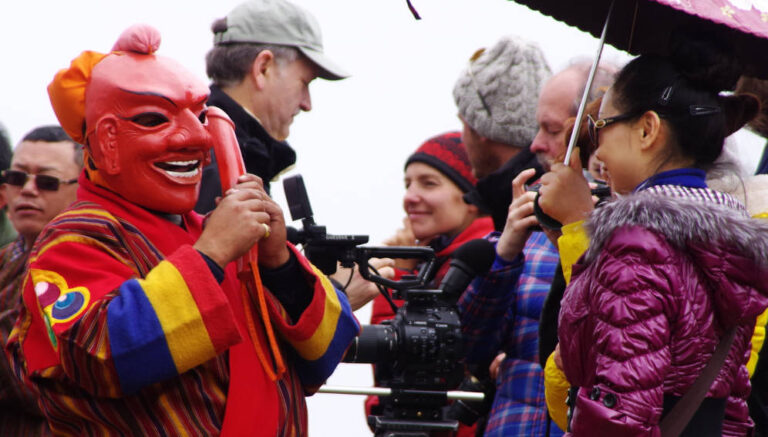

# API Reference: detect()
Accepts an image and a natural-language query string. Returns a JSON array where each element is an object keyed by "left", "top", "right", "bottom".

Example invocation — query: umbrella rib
[
  {"left": 628, "top": 0, "right": 639, "bottom": 53},
  {"left": 564, "top": 0, "right": 615, "bottom": 166}
]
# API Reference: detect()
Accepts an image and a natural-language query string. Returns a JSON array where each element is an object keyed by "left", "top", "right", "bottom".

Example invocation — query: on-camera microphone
[{"left": 438, "top": 239, "right": 496, "bottom": 298}]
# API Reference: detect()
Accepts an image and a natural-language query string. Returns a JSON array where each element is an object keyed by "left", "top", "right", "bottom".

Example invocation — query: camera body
[
  {"left": 347, "top": 286, "right": 465, "bottom": 425},
  {"left": 283, "top": 174, "right": 493, "bottom": 436},
  {"left": 346, "top": 287, "right": 464, "bottom": 388}
]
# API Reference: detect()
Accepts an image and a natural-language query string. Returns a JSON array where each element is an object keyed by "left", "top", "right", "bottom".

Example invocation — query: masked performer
[{"left": 5, "top": 25, "right": 358, "bottom": 437}]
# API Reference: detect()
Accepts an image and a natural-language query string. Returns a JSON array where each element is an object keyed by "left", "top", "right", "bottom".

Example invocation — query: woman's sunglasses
[
  {"left": 1, "top": 170, "right": 78, "bottom": 191},
  {"left": 587, "top": 112, "right": 639, "bottom": 147}
]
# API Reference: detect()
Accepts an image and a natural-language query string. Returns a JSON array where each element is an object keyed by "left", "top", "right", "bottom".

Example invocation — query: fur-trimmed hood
[
  {"left": 582, "top": 189, "right": 768, "bottom": 326},
  {"left": 584, "top": 190, "right": 768, "bottom": 266}
]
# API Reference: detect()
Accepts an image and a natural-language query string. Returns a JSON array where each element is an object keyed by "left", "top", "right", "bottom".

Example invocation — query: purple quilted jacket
[{"left": 559, "top": 187, "right": 768, "bottom": 437}]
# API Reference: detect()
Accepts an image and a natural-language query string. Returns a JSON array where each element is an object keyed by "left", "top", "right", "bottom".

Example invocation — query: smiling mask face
[{"left": 84, "top": 52, "right": 212, "bottom": 213}]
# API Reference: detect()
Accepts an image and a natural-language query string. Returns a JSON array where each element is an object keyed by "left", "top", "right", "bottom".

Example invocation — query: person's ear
[
  {"left": 92, "top": 118, "right": 121, "bottom": 175},
  {"left": 637, "top": 110, "right": 663, "bottom": 151},
  {"left": 250, "top": 50, "right": 275, "bottom": 90}
]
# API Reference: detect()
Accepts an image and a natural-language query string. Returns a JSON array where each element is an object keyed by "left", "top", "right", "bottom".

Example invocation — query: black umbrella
[
  {"left": 512, "top": 0, "right": 768, "bottom": 78},
  {"left": 511, "top": 0, "right": 768, "bottom": 163}
]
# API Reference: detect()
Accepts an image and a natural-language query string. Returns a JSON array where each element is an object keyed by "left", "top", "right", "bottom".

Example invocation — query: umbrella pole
[{"left": 563, "top": 0, "right": 615, "bottom": 165}]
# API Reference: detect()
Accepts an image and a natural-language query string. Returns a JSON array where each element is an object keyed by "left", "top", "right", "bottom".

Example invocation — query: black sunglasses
[
  {"left": 2, "top": 170, "right": 78, "bottom": 191},
  {"left": 587, "top": 112, "right": 639, "bottom": 147}
]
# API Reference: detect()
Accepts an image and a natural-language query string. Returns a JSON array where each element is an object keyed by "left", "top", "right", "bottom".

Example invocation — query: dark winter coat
[
  {"left": 195, "top": 85, "right": 296, "bottom": 213},
  {"left": 464, "top": 148, "right": 542, "bottom": 232}
]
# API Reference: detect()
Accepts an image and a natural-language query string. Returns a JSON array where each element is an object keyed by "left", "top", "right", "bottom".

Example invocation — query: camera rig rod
[{"left": 318, "top": 385, "right": 484, "bottom": 401}]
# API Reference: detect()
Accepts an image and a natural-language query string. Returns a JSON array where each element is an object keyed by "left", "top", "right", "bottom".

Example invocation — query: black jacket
[
  {"left": 195, "top": 85, "right": 297, "bottom": 213},
  {"left": 464, "top": 147, "right": 543, "bottom": 232}
]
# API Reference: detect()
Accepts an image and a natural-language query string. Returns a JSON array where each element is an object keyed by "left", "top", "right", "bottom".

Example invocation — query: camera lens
[{"left": 343, "top": 324, "right": 396, "bottom": 363}]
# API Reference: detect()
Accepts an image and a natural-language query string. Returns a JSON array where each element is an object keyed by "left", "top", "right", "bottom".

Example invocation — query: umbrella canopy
[{"left": 511, "top": 0, "right": 768, "bottom": 78}]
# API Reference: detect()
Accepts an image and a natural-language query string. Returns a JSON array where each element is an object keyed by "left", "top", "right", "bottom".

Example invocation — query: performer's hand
[
  {"left": 195, "top": 174, "right": 284, "bottom": 268},
  {"left": 254, "top": 179, "right": 291, "bottom": 269},
  {"left": 496, "top": 168, "right": 538, "bottom": 261},
  {"left": 538, "top": 148, "right": 595, "bottom": 226}
]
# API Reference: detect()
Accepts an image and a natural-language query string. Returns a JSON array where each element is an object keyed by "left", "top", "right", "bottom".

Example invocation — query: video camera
[{"left": 283, "top": 175, "right": 496, "bottom": 437}]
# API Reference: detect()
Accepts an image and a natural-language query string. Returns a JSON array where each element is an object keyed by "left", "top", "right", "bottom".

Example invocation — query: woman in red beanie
[{"left": 365, "top": 132, "right": 494, "bottom": 434}]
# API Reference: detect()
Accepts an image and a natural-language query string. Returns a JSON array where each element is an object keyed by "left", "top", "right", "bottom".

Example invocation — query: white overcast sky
[{"left": 1, "top": 0, "right": 763, "bottom": 435}]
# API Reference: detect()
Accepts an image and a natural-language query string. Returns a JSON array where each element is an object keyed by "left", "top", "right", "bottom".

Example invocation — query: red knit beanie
[{"left": 404, "top": 132, "right": 477, "bottom": 193}]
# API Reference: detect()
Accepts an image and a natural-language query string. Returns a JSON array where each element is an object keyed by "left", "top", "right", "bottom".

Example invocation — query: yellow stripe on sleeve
[
  {"left": 139, "top": 261, "right": 217, "bottom": 373},
  {"left": 285, "top": 264, "right": 342, "bottom": 361}
]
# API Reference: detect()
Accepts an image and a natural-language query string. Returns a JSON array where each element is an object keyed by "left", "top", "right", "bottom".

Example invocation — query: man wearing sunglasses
[
  {"left": 0, "top": 124, "right": 81, "bottom": 436},
  {"left": 2, "top": 127, "right": 82, "bottom": 251}
]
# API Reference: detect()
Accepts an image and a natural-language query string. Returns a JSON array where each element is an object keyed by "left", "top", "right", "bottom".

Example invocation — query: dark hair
[
  {"left": 21, "top": 125, "right": 84, "bottom": 168},
  {"left": 206, "top": 18, "right": 299, "bottom": 88},
  {"left": 22, "top": 125, "right": 72, "bottom": 143},
  {"left": 0, "top": 123, "right": 11, "bottom": 172},
  {"left": 611, "top": 33, "right": 759, "bottom": 167}
]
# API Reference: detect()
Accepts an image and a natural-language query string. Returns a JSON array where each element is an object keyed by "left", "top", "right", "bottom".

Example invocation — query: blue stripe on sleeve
[{"left": 107, "top": 279, "right": 177, "bottom": 394}]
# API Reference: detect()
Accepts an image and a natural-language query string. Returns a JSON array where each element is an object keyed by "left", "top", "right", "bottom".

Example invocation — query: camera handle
[{"left": 355, "top": 246, "right": 436, "bottom": 292}]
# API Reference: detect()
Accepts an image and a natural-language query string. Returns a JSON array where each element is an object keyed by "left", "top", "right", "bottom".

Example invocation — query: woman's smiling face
[
  {"left": 403, "top": 162, "right": 475, "bottom": 242},
  {"left": 594, "top": 89, "right": 647, "bottom": 195}
]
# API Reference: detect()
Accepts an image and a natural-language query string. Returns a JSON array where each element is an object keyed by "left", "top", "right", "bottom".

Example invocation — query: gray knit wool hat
[{"left": 453, "top": 35, "right": 551, "bottom": 147}]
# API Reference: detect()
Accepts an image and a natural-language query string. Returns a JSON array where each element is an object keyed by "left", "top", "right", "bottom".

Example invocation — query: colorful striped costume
[
  {"left": 0, "top": 238, "right": 51, "bottom": 436},
  {"left": 6, "top": 178, "right": 359, "bottom": 436}
]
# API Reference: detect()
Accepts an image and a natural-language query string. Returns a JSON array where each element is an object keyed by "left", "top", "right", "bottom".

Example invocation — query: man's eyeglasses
[
  {"left": 587, "top": 112, "right": 639, "bottom": 147},
  {"left": 1, "top": 170, "right": 78, "bottom": 191}
]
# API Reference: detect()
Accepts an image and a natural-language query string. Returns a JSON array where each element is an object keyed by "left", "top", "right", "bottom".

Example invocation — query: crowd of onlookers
[{"left": 2, "top": 0, "right": 768, "bottom": 436}]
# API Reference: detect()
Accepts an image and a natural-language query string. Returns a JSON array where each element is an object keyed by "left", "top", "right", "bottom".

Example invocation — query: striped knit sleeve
[
  {"left": 261, "top": 245, "right": 360, "bottom": 391},
  {"left": 18, "top": 238, "right": 241, "bottom": 397}
]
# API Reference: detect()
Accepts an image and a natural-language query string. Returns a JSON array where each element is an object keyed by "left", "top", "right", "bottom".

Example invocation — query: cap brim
[{"left": 299, "top": 47, "right": 349, "bottom": 81}]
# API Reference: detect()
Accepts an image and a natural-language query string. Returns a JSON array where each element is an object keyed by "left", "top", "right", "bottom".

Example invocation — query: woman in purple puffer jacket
[{"left": 538, "top": 36, "right": 768, "bottom": 436}]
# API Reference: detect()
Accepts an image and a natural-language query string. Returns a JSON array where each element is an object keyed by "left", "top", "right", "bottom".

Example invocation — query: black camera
[
  {"left": 527, "top": 180, "right": 612, "bottom": 231},
  {"left": 283, "top": 175, "right": 495, "bottom": 436}
]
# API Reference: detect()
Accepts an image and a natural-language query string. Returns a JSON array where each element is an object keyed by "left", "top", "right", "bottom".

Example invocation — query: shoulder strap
[{"left": 660, "top": 328, "right": 737, "bottom": 437}]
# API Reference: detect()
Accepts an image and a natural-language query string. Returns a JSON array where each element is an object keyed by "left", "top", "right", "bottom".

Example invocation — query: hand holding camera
[
  {"left": 496, "top": 168, "right": 539, "bottom": 262},
  {"left": 537, "top": 151, "right": 597, "bottom": 227}
]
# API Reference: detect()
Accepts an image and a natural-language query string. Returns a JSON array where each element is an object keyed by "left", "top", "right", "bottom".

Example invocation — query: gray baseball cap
[{"left": 213, "top": 0, "right": 349, "bottom": 80}]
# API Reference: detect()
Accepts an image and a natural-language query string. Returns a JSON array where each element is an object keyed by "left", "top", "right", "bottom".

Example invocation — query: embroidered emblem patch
[{"left": 30, "top": 269, "right": 91, "bottom": 347}]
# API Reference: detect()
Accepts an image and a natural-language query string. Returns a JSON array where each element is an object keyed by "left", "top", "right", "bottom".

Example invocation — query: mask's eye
[
  {"left": 198, "top": 110, "right": 208, "bottom": 124},
  {"left": 130, "top": 112, "right": 169, "bottom": 127}
]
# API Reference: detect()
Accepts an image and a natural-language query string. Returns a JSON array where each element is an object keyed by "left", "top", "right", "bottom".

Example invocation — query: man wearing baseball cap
[{"left": 196, "top": 0, "right": 348, "bottom": 213}]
